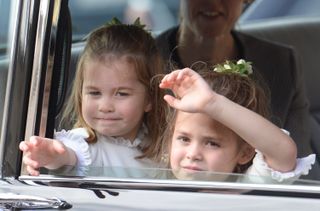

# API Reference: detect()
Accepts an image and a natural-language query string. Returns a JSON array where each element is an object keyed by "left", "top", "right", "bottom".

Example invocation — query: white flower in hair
[{"left": 213, "top": 59, "right": 253, "bottom": 76}]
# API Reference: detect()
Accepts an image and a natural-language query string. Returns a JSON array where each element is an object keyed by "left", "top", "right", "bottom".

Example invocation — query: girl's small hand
[
  {"left": 19, "top": 136, "right": 66, "bottom": 176},
  {"left": 159, "top": 68, "right": 216, "bottom": 113}
]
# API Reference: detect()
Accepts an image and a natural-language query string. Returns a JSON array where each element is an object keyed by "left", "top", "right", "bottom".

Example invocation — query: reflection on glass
[
  {"left": 0, "top": 0, "right": 15, "bottom": 138},
  {"left": 45, "top": 165, "right": 320, "bottom": 187},
  {"left": 43, "top": 0, "right": 320, "bottom": 192}
]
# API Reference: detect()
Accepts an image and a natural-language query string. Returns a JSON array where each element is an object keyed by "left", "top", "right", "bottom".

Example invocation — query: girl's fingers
[
  {"left": 163, "top": 95, "right": 179, "bottom": 109},
  {"left": 29, "top": 136, "right": 40, "bottom": 146},
  {"left": 161, "top": 68, "right": 194, "bottom": 85},
  {"left": 23, "top": 155, "right": 40, "bottom": 169},
  {"left": 20, "top": 136, "right": 44, "bottom": 152},
  {"left": 177, "top": 68, "right": 188, "bottom": 80},
  {"left": 161, "top": 73, "right": 171, "bottom": 82},
  {"left": 159, "top": 80, "right": 172, "bottom": 89},
  {"left": 162, "top": 69, "right": 181, "bottom": 82},
  {"left": 177, "top": 68, "right": 194, "bottom": 79},
  {"left": 26, "top": 165, "right": 40, "bottom": 176},
  {"left": 19, "top": 141, "right": 29, "bottom": 151}
]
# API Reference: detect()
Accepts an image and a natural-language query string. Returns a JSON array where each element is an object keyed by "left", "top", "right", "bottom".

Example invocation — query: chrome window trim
[
  {"left": 23, "top": 0, "right": 51, "bottom": 140},
  {"left": 0, "top": 0, "right": 43, "bottom": 178},
  {"left": 24, "top": 0, "right": 62, "bottom": 140},
  {"left": 22, "top": 0, "right": 63, "bottom": 175},
  {"left": 20, "top": 175, "right": 320, "bottom": 195},
  {"left": 38, "top": 0, "right": 63, "bottom": 137}
]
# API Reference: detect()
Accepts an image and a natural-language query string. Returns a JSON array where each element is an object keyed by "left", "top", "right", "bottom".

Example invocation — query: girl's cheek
[
  {"left": 170, "top": 146, "right": 184, "bottom": 166},
  {"left": 170, "top": 155, "right": 179, "bottom": 169}
]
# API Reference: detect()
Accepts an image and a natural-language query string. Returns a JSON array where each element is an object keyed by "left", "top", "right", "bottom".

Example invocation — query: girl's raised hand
[
  {"left": 19, "top": 136, "right": 67, "bottom": 176},
  {"left": 159, "top": 68, "right": 216, "bottom": 113}
]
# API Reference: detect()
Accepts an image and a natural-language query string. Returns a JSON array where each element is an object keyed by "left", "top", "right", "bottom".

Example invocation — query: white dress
[
  {"left": 240, "top": 129, "right": 316, "bottom": 183},
  {"left": 241, "top": 150, "right": 315, "bottom": 183},
  {"left": 54, "top": 126, "right": 161, "bottom": 178}
]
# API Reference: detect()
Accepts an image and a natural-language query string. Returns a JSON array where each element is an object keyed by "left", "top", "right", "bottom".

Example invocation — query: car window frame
[{"left": 1, "top": 0, "right": 320, "bottom": 203}]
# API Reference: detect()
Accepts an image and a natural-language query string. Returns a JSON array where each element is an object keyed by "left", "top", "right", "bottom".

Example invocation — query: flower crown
[
  {"left": 105, "top": 17, "right": 147, "bottom": 31},
  {"left": 213, "top": 59, "right": 253, "bottom": 76}
]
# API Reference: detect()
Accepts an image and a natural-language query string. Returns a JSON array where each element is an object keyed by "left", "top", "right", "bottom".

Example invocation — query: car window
[
  {"left": 48, "top": 165, "right": 320, "bottom": 185},
  {"left": 0, "top": 0, "right": 16, "bottom": 138},
  {"left": 9, "top": 0, "right": 317, "bottom": 193},
  {"left": 37, "top": 0, "right": 320, "bottom": 185},
  {"left": 0, "top": 0, "right": 10, "bottom": 51},
  {"left": 2, "top": 1, "right": 320, "bottom": 209},
  {"left": 44, "top": 165, "right": 320, "bottom": 188}
]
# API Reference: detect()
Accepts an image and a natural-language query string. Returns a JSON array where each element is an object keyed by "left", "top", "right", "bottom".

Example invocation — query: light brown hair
[
  {"left": 161, "top": 68, "right": 271, "bottom": 172},
  {"left": 62, "top": 23, "right": 167, "bottom": 160}
]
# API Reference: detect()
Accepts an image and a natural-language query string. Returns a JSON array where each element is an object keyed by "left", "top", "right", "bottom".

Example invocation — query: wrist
[
  {"left": 66, "top": 147, "right": 77, "bottom": 166},
  {"left": 45, "top": 146, "right": 76, "bottom": 170},
  {"left": 203, "top": 93, "right": 225, "bottom": 119}
]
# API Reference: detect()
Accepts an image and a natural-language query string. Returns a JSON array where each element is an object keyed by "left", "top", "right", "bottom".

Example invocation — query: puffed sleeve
[
  {"left": 247, "top": 150, "right": 316, "bottom": 182},
  {"left": 54, "top": 128, "right": 92, "bottom": 166}
]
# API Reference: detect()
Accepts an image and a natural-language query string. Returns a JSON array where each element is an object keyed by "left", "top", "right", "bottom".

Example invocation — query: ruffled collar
[{"left": 96, "top": 124, "right": 149, "bottom": 148}]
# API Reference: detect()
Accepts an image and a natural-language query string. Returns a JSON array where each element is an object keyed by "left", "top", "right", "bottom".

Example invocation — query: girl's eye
[
  {"left": 88, "top": 91, "right": 101, "bottom": 96},
  {"left": 177, "top": 136, "right": 190, "bottom": 143},
  {"left": 115, "top": 91, "right": 129, "bottom": 97},
  {"left": 206, "top": 140, "right": 220, "bottom": 148}
]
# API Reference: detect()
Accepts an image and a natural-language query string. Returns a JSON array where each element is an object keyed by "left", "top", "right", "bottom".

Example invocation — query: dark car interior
[{"left": 235, "top": 17, "right": 320, "bottom": 166}]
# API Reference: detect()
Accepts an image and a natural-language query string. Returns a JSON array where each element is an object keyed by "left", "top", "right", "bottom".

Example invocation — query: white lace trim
[
  {"left": 96, "top": 123, "right": 148, "bottom": 148},
  {"left": 55, "top": 128, "right": 91, "bottom": 166},
  {"left": 254, "top": 150, "right": 316, "bottom": 182},
  {"left": 54, "top": 124, "right": 149, "bottom": 166}
]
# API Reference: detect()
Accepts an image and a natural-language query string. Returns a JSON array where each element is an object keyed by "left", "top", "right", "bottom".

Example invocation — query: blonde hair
[{"left": 62, "top": 23, "right": 167, "bottom": 160}]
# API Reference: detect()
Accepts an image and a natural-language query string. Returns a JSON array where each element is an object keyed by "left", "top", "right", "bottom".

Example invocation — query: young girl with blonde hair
[{"left": 20, "top": 19, "right": 167, "bottom": 176}]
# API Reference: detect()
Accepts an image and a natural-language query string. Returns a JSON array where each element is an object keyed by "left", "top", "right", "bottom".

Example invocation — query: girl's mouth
[{"left": 182, "top": 166, "right": 203, "bottom": 172}]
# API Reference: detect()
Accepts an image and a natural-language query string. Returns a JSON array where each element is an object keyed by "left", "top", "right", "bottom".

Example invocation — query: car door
[{"left": 1, "top": 1, "right": 320, "bottom": 210}]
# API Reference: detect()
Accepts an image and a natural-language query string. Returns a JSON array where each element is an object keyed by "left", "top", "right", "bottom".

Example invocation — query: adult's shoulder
[
  {"left": 233, "top": 30, "right": 297, "bottom": 58},
  {"left": 233, "top": 31, "right": 297, "bottom": 66},
  {"left": 233, "top": 30, "right": 299, "bottom": 79}
]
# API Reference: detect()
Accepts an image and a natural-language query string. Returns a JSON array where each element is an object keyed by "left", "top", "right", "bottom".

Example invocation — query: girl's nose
[
  {"left": 186, "top": 143, "right": 203, "bottom": 161},
  {"left": 98, "top": 97, "right": 115, "bottom": 112}
]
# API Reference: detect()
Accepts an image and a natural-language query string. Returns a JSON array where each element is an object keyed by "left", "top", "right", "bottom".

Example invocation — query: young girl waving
[
  {"left": 159, "top": 60, "right": 315, "bottom": 183},
  {"left": 19, "top": 19, "right": 167, "bottom": 176}
]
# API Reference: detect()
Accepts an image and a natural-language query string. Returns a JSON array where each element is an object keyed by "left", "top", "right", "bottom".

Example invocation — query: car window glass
[
  {"left": 0, "top": 0, "right": 10, "bottom": 51},
  {"left": 46, "top": 0, "right": 320, "bottom": 185},
  {"left": 0, "top": 0, "right": 15, "bottom": 138},
  {"left": 48, "top": 165, "right": 320, "bottom": 187}
]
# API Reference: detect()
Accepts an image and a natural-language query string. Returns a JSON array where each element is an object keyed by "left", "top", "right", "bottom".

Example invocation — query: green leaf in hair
[
  {"left": 105, "top": 17, "right": 147, "bottom": 31},
  {"left": 213, "top": 59, "right": 253, "bottom": 76}
]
